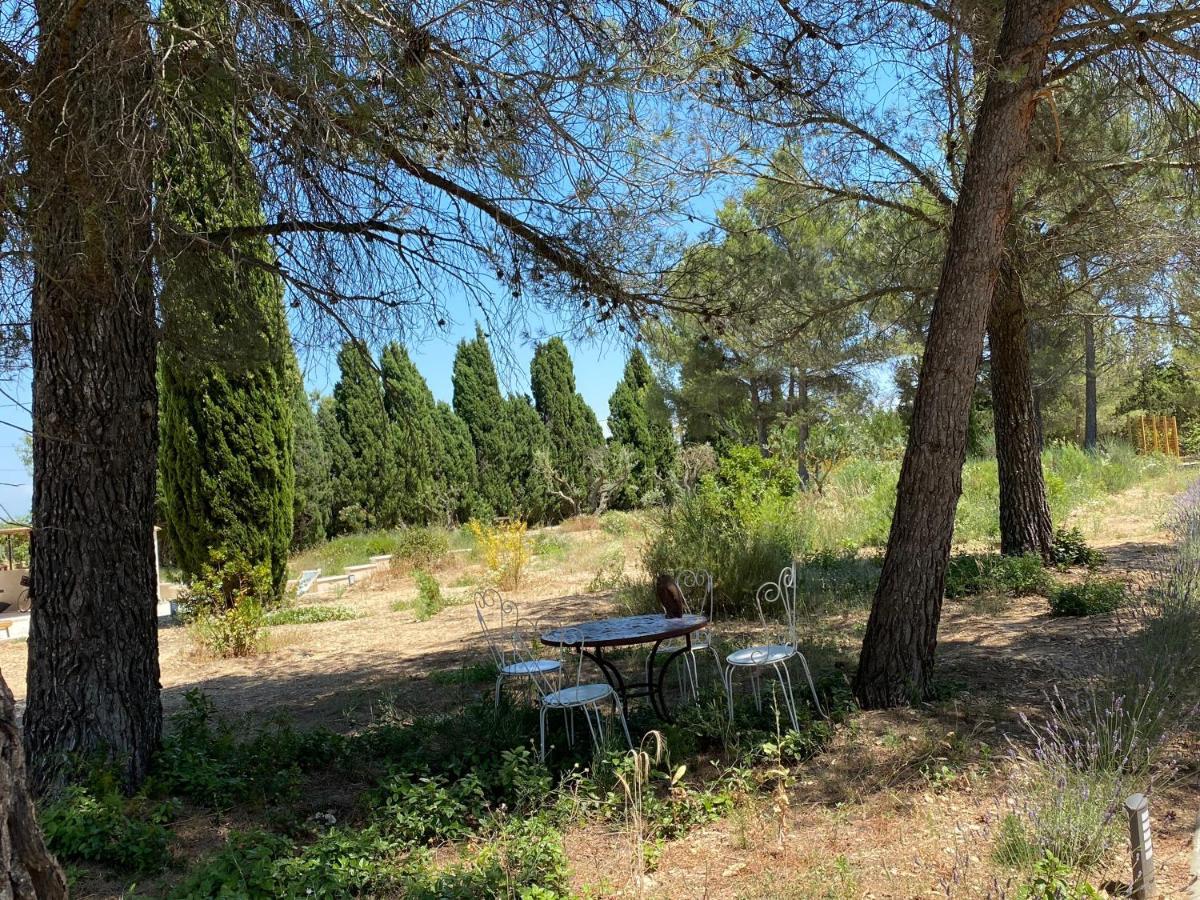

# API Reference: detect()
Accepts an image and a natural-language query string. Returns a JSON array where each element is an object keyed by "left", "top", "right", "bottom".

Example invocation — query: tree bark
[
  {"left": 795, "top": 372, "right": 811, "bottom": 486},
  {"left": 1084, "top": 316, "right": 1098, "bottom": 450},
  {"left": 1, "top": 670, "right": 68, "bottom": 898},
  {"left": 853, "top": 0, "right": 1068, "bottom": 709},
  {"left": 989, "top": 267, "right": 1054, "bottom": 561},
  {"left": 23, "top": 0, "right": 162, "bottom": 791}
]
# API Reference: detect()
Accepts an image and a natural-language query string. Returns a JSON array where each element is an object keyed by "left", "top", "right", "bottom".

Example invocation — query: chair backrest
[
  {"left": 474, "top": 588, "right": 518, "bottom": 669},
  {"left": 754, "top": 563, "right": 798, "bottom": 648},
  {"left": 511, "top": 620, "right": 588, "bottom": 698},
  {"left": 674, "top": 570, "right": 715, "bottom": 620}
]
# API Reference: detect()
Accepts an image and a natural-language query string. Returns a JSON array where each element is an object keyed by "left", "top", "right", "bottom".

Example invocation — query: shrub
[
  {"left": 468, "top": 519, "right": 532, "bottom": 590},
  {"left": 376, "top": 772, "right": 486, "bottom": 845},
  {"left": 1050, "top": 526, "right": 1105, "bottom": 569},
  {"left": 263, "top": 604, "right": 357, "bottom": 626},
  {"left": 599, "top": 509, "right": 637, "bottom": 536},
  {"left": 944, "top": 553, "right": 1052, "bottom": 600},
  {"left": 39, "top": 781, "right": 173, "bottom": 874},
  {"left": 394, "top": 527, "right": 450, "bottom": 571},
  {"left": 532, "top": 532, "right": 568, "bottom": 559},
  {"left": 413, "top": 571, "right": 444, "bottom": 621},
  {"left": 586, "top": 550, "right": 627, "bottom": 593},
  {"left": 1050, "top": 578, "right": 1126, "bottom": 617},
  {"left": 178, "top": 552, "right": 272, "bottom": 657}
]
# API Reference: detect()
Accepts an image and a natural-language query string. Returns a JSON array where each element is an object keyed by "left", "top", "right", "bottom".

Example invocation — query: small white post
[{"left": 1126, "top": 793, "right": 1156, "bottom": 900}]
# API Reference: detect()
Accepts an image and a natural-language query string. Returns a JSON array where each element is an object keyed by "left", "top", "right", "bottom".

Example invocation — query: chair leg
[
  {"left": 795, "top": 653, "right": 825, "bottom": 717},
  {"left": 539, "top": 706, "right": 548, "bottom": 761},
  {"left": 615, "top": 698, "right": 634, "bottom": 750},
  {"left": 772, "top": 662, "right": 800, "bottom": 732},
  {"left": 494, "top": 674, "right": 505, "bottom": 709},
  {"left": 751, "top": 667, "right": 762, "bottom": 712},
  {"left": 582, "top": 705, "right": 599, "bottom": 746},
  {"left": 723, "top": 665, "right": 736, "bottom": 723}
]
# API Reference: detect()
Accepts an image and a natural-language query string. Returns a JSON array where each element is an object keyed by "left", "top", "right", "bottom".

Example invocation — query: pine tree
[
  {"left": 452, "top": 326, "right": 516, "bottom": 516},
  {"left": 531, "top": 338, "right": 604, "bottom": 518},
  {"left": 432, "top": 401, "right": 478, "bottom": 525},
  {"left": 381, "top": 343, "right": 438, "bottom": 524},
  {"left": 608, "top": 349, "right": 677, "bottom": 507},
  {"left": 291, "top": 381, "right": 332, "bottom": 549},
  {"left": 158, "top": 0, "right": 294, "bottom": 594},
  {"left": 331, "top": 342, "right": 399, "bottom": 531}
]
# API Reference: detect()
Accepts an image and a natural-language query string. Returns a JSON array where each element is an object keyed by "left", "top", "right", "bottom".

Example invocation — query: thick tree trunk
[
  {"left": 1, "top": 670, "right": 68, "bottom": 898},
  {"left": 795, "top": 372, "right": 811, "bottom": 486},
  {"left": 23, "top": 0, "right": 162, "bottom": 791},
  {"left": 989, "top": 267, "right": 1054, "bottom": 561},
  {"left": 1083, "top": 316, "right": 1098, "bottom": 450},
  {"left": 853, "top": 0, "right": 1068, "bottom": 709}
]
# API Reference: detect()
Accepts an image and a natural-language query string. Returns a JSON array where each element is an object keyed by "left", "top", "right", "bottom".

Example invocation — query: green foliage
[
  {"left": 263, "top": 604, "right": 357, "bottom": 626},
  {"left": 943, "top": 553, "right": 1053, "bottom": 600},
  {"left": 178, "top": 552, "right": 273, "bottom": 657},
  {"left": 376, "top": 772, "right": 486, "bottom": 845},
  {"left": 413, "top": 570, "right": 444, "bottom": 620},
  {"left": 290, "top": 383, "right": 332, "bottom": 550},
  {"left": 39, "top": 779, "right": 173, "bottom": 874},
  {"left": 608, "top": 349, "right": 677, "bottom": 508},
  {"left": 289, "top": 527, "right": 400, "bottom": 577},
  {"left": 330, "top": 342, "right": 400, "bottom": 532},
  {"left": 645, "top": 448, "right": 805, "bottom": 615},
  {"left": 453, "top": 325, "right": 518, "bottom": 517},
  {"left": 1050, "top": 526, "right": 1105, "bottom": 569},
  {"left": 599, "top": 510, "right": 637, "bottom": 536},
  {"left": 394, "top": 526, "right": 451, "bottom": 570},
  {"left": 1015, "top": 853, "right": 1102, "bottom": 900},
  {"left": 158, "top": 0, "right": 294, "bottom": 596},
  {"left": 152, "top": 691, "right": 341, "bottom": 808},
  {"left": 1116, "top": 359, "right": 1200, "bottom": 452},
  {"left": 381, "top": 342, "right": 441, "bottom": 525},
  {"left": 531, "top": 337, "right": 605, "bottom": 519},
  {"left": 427, "top": 662, "right": 500, "bottom": 686},
  {"left": 1049, "top": 578, "right": 1126, "bottom": 617},
  {"left": 433, "top": 401, "right": 479, "bottom": 525}
]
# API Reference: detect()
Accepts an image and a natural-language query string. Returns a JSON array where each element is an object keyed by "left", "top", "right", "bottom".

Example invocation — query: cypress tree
[
  {"left": 291, "top": 382, "right": 332, "bottom": 550},
  {"left": 452, "top": 326, "right": 515, "bottom": 516},
  {"left": 331, "top": 342, "right": 400, "bottom": 531},
  {"left": 433, "top": 401, "right": 478, "bottom": 525},
  {"left": 158, "top": 0, "right": 294, "bottom": 594},
  {"left": 504, "top": 395, "right": 551, "bottom": 521},
  {"left": 531, "top": 338, "right": 604, "bottom": 518},
  {"left": 608, "top": 349, "right": 677, "bottom": 507},
  {"left": 381, "top": 343, "right": 438, "bottom": 524}
]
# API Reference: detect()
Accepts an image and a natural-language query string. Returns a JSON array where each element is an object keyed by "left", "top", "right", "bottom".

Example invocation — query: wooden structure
[{"left": 1129, "top": 415, "right": 1181, "bottom": 456}]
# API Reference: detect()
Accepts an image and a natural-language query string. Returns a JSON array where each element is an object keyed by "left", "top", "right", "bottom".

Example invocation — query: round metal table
[{"left": 541, "top": 613, "right": 708, "bottom": 721}]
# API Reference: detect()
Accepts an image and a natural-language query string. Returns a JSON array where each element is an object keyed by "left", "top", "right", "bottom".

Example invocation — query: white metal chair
[
  {"left": 513, "top": 622, "right": 633, "bottom": 761},
  {"left": 474, "top": 588, "right": 561, "bottom": 708},
  {"left": 663, "top": 570, "right": 723, "bottom": 699},
  {"left": 722, "top": 563, "right": 824, "bottom": 730}
]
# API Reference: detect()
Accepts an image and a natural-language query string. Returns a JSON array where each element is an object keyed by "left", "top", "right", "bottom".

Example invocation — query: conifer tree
[
  {"left": 608, "top": 349, "right": 677, "bottom": 507},
  {"left": 291, "top": 381, "right": 332, "bottom": 549},
  {"left": 158, "top": 0, "right": 294, "bottom": 594},
  {"left": 531, "top": 338, "right": 604, "bottom": 518},
  {"left": 381, "top": 343, "right": 438, "bottom": 524},
  {"left": 504, "top": 395, "right": 552, "bottom": 521},
  {"left": 432, "top": 401, "right": 478, "bottom": 525},
  {"left": 452, "top": 326, "right": 516, "bottom": 516},
  {"left": 331, "top": 342, "right": 399, "bottom": 531}
]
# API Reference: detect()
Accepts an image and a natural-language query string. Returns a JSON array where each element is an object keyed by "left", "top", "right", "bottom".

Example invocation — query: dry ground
[{"left": 2, "top": 472, "right": 1198, "bottom": 898}]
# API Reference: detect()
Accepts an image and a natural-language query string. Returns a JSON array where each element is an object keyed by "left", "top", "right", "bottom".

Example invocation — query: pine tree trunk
[
  {"left": 23, "top": 0, "right": 162, "bottom": 791},
  {"left": 853, "top": 0, "right": 1068, "bottom": 709},
  {"left": 1, "top": 670, "right": 68, "bottom": 898},
  {"left": 989, "top": 268, "right": 1054, "bottom": 561},
  {"left": 796, "top": 373, "right": 811, "bottom": 486},
  {"left": 1084, "top": 317, "right": 1098, "bottom": 451}
]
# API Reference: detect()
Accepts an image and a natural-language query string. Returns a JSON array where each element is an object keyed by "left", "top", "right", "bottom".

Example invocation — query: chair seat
[
  {"left": 543, "top": 682, "right": 613, "bottom": 708},
  {"left": 502, "top": 659, "right": 561, "bottom": 677},
  {"left": 726, "top": 644, "right": 794, "bottom": 667}
]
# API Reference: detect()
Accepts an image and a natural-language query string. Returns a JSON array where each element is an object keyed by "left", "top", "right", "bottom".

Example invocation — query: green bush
[
  {"left": 39, "top": 780, "right": 173, "bottom": 874},
  {"left": 263, "top": 604, "right": 357, "bottom": 626},
  {"left": 376, "top": 772, "right": 486, "bottom": 845},
  {"left": 944, "top": 553, "right": 1053, "bottom": 599},
  {"left": 394, "top": 527, "right": 451, "bottom": 570},
  {"left": 586, "top": 549, "right": 627, "bottom": 593},
  {"left": 645, "top": 448, "right": 805, "bottom": 616},
  {"left": 413, "top": 570, "right": 443, "bottom": 621},
  {"left": 532, "top": 532, "right": 569, "bottom": 559},
  {"left": 178, "top": 553, "right": 273, "bottom": 657},
  {"left": 599, "top": 510, "right": 636, "bottom": 536},
  {"left": 1050, "top": 526, "right": 1105, "bottom": 569},
  {"left": 1050, "top": 578, "right": 1126, "bottom": 617}
]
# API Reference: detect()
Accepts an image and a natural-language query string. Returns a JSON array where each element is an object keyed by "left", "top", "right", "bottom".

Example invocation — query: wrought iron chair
[
  {"left": 474, "top": 588, "right": 561, "bottom": 708},
  {"left": 722, "top": 563, "right": 824, "bottom": 730},
  {"left": 513, "top": 621, "right": 633, "bottom": 760},
  {"left": 662, "top": 570, "right": 722, "bottom": 699}
]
